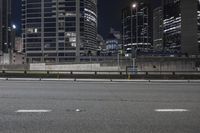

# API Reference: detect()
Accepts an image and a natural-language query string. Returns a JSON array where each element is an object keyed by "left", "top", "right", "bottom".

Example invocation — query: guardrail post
[
  {"left": 2, "top": 70, "right": 5, "bottom": 74},
  {"left": 119, "top": 72, "right": 122, "bottom": 75},
  {"left": 47, "top": 71, "right": 49, "bottom": 75},
  {"left": 126, "top": 67, "right": 128, "bottom": 76},
  {"left": 95, "top": 71, "right": 97, "bottom": 75},
  {"left": 24, "top": 71, "right": 27, "bottom": 74},
  {"left": 146, "top": 72, "right": 148, "bottom": 75},
  {"left": 70, "top": 71, "right": 73, "bottom": 75},
  {"left": 172, "top": 72, "right": 175, "bottom": 75}
]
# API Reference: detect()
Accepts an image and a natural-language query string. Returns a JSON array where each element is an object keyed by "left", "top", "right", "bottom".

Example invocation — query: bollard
[{"left": 128, "top": 74, "right": 131, "bottom": 80}]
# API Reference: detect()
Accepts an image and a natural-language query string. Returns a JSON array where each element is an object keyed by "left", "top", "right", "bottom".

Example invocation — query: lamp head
[
  {"left": 132, "top": 3, "right": 137, "bottom": 8},
  {"left": 12, "top": 25, "right": 16, "bottom": 29}
]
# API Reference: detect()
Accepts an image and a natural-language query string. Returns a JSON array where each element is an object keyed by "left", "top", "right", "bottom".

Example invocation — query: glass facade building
[
  {"left": 122, "top": 3, "right": 151, "bottom": 57},
  {"left": 198, "top": 0, "right": 200, "bottom": 52},
  {"left": 0, "top": 0, "right": 11, "bottom": 55},
  {"left": 163, "top": 0, "right": 200, "bottom": 55},
  {"left": 22, "top": 0, "right": 97, "bottom": 63},
  {"left": 106, "top": 33, "right": 119, "bottom": 55},
  {"left": 153, "top": 7, "right": 163, "bottom": 52},
  {"left": 163, "top": 0, "right": 181, "bottom": 53}
]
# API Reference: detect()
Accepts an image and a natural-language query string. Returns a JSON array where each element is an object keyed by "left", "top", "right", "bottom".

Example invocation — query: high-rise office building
[
  {"left": 106, "top": 29, "right": 121, "bottom": 55},
  {"left": 22, "top": 0, "right": 97, "bottom": 63},
  {"left": 197, "top": 0, "right": 200, "bottom": 53},
  {"left": 163, "top": 0, "right": 200, "bottom": 55},
  {"left": 0, "top": 0, "right": 12, "bottom": 64},
  {"left": 122, "top": 3, "right": 151, "bottom": 57},
  {"left": 153, "top": 7, "right": 163, "bottom": 52}
]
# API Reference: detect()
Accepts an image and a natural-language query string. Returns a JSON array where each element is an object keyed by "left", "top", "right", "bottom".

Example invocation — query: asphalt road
[{"left": 0, "top": 80, "right": 200, "bottom": 133}]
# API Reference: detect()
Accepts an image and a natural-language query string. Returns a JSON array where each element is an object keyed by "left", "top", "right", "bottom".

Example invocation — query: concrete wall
[
  {"left": 0, "top": 53, "right": 10, "bottom": 64},
  {"left": 137, "top": 60, "right": 196, "bottom": 71},
  {"left": 0, "top": 57, "right": 199, "bottom": 72},
  {"left": 12, "top": 53, "right": 25, "bottom": 65},
  {"left": 136, "top": 57, "right": 198, "bottom": 71},
  {"left": 29, "top": 63, "right": 46, "bottom": 71},
  {"left": 30, "top": 63, "right": 120, "bottom": 71},
  {"left": 0, "top": 64, "right": 28, "bottom": 70}
]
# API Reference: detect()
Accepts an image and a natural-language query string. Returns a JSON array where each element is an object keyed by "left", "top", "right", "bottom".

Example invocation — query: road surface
[{"left": 0, "top": 80, "right": 200, "bottom": 133}]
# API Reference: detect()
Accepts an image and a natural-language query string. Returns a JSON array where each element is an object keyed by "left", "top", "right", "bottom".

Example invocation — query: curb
[{"left": 0, "top": 78, "right": 200, "bottom": 83}]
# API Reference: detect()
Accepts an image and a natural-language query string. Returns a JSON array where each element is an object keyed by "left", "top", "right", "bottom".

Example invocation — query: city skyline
[
  {"left": 12, "top": 0, "right": 161, "bottom": 38},
  {"left": 0, "top": 0, "right": 199, "bottom": 65},
  {"left": 0, "top": 1, "right": 200, "bottom": 131}
]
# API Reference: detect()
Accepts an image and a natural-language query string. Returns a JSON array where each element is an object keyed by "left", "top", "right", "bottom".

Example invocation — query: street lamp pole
[
  {"left": 131, "top": 3, "right": 137, "bottom": 73},
  {"left": 131, "top": 4, "right": 133, "bottom": 59},
  {"left": 10, "top": 24, "right": 16, "bottom": 64},
  {"left": 135, "top": 4, "right": 138, "bottom": 68},
  {"left": 117, "top": 47, "right": 120, "bottom": 70}
]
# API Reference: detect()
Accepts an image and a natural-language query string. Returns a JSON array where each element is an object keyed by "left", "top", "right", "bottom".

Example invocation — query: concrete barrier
[{"left": 30, "top": 63, "right": 120, "bottom": 71}]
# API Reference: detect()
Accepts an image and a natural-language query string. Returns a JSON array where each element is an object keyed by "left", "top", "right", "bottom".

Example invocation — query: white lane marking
[
  {"left": 155, "top": 109, "right": 189, "bottom": 112},
  {"left": 15, "top": 110, "right": 52, "bottom": 113},
  {"left": 75, "top": 109, "right": 81, "bottom": 112}
]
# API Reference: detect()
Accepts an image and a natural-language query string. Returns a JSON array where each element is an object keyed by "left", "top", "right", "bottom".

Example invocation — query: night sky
[{"left": 12, "top": 0, "right": 161, "bottom": 38}]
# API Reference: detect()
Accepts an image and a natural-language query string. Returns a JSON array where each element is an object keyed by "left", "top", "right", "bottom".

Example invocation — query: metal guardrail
[
  {"left": 0, "top": 70, "right": 200, "bottom": 80},
  {"left": 1, "top": 70, "right": 200, "bottom": 76}
]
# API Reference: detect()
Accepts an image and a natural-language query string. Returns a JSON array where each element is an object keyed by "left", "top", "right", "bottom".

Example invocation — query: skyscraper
[
  {"left": 153, "top": 7, "right": 163, "bottom": 52},
  {"left": 163, "top": 0, "right": 200, "bottom": 55},
  {"left": 22, "top": 0, "right": 97, "bottom": 63},
  {"left": 0, "top": 0, "right": 12, "bottom": 64},
  {"left": 122, "top": 3, "right": 152, "bottom": 57}
]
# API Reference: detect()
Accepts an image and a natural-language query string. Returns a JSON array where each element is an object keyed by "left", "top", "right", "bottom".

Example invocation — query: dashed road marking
[
  {"left": 15, "top": 110, "right": 52, "bottom": 113},
  {"left": 155, "top": 109, "right": 189, "bottom": 112}
]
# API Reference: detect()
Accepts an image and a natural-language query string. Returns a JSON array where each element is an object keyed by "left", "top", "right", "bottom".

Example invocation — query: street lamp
[
  {"left": 11, "top": 24, "right": 16, "bottom": 49},
  {"left": 12, "top": 24, "right": 16, "bottom": 29},
  {"left": 132, "top": 3, "right": 137, "bottom": 8},
  {"left": 11, "top": 24, "right": 17, "bottom": 64},
  {"left": 131, "top": 2, "right": 138, "bottom": 73}
]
